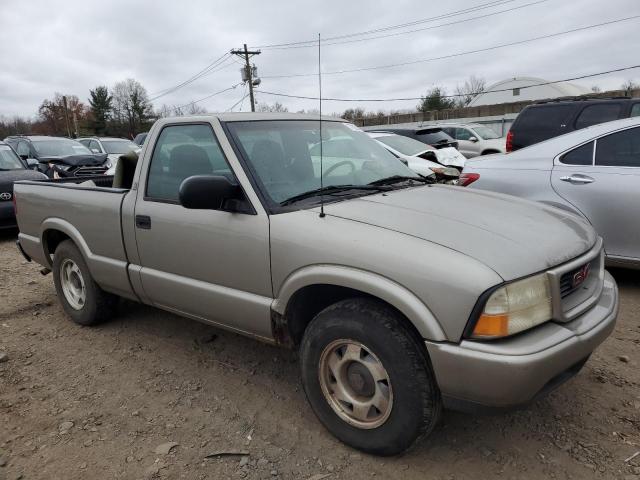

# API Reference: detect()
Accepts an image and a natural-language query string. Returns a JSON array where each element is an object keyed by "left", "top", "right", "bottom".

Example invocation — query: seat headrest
[{"left": 169, "top": 144, "right": 212, "bottom": 178}]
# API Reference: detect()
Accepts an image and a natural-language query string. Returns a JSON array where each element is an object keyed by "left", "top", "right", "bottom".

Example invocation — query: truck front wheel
[
  {"left": 52, "top": 240, "right": 117, "bottom": 326},
  {"left": 299, "top": 298, "right": 442, "bottom": 455}
]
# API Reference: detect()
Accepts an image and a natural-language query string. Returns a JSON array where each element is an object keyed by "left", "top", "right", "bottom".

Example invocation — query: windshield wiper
[
  {"left": 280, "top": 184, "right": 390, "bottom": 206},
  {"left": 368, "top": 175, "right": 433, "bottom": 186}
]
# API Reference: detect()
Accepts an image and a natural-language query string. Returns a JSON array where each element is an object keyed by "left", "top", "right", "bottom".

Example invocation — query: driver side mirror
[
  {"left": 26, "top": 158, "right": 39, "bottom": 168},
  {"left": 179, "top": 175, "right": 242, "bottom": 210},
  {"left": 91, "top": 148, "right": 101, "bottom": 154},
  {"left": 468, "top": 136, "right": 478, "bottom": 143}
]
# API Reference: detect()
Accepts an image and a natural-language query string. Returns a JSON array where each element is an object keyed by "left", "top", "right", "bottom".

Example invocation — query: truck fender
[
  {"left": 272, "top": 264, "right": 447, "bottom": 342},
  {"left": 40, "top": 217, "right": 93, "bottom": 267},
  {"left": 39, "top": 218, "right": 134, "bottom": 300}
]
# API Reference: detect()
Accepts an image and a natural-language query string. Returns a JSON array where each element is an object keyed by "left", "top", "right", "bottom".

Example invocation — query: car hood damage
[
  {"left": 316, "top": 185, "right": 597, "bottom": 281},
  {"left": 38, "top": 153, "right": 107, "bottom": 166}
]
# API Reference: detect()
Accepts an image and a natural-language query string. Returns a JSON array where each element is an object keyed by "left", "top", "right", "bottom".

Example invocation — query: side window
[
  {"left": 595, "top": 128, "right": 640, "bottom": 167},
  {"left": 78, "top": 139, "right": 89, "bottom": 147},
  {"left": 88, "top": 140, "right": 100, "bottom": 152},
  {"left": 560, "top": 141, "right": 594, "bottom": 165},
  {"left": 442, "top": 127, "right": 454, "bottom": 138},
  {"left": 146, "top": 124, "right": 232, "bottom": 202},
  {"left": 16, "top": 141, "right": 30, "bottom": 158},
  {"left": 455, "top": 128, "right": 472, "bottom": 141},
  {"left": 630, "top": 104, "right": 640, "bottom": 117},
  {"left": 575, "top": 104, "right": 622, "bottom": 130}
]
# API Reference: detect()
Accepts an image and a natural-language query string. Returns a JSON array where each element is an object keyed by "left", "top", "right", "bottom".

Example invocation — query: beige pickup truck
[{"left": 14, "top": 114, "right": 618, "bottom": 455}]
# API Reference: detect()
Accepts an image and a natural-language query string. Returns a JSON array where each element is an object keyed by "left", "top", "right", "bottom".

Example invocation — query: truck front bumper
[{"left": 426, "top": 270, "right": 618, "bottom": 411}]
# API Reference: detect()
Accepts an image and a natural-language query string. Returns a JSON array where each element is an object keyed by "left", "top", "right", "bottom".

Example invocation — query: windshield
[
  {"left": 472, "top": 126, "right": 501, "bottom": 140},
  {"left": 374, "top": 134, "right": 431, "bottom": 156},
  {"left": 32, "top": 138, "right": 92, "bottom": 156},
  {"left": 226, "top": 120, "right": 418, "bottom": 205},
  {"left": 0, "top": 145, "right": 24, "bottom": 170},
  {"left": 101, "top": 139, "right": 139, "bottom": 154}
]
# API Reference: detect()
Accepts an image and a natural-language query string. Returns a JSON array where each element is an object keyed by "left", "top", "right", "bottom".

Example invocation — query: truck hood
[{"left": 316, "top": 185, "right": 596, "bottom": 281}]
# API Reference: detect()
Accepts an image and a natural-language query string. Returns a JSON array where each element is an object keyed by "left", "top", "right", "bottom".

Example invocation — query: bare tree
[
  {"left": 454, "top": 75, "right": 487, "bottom": 108},
  {"left": 111, "top": 79, "right": 153, "bottom": 136},
  {"left": 186, "top": 103, "right": 207, "bottom": 115},
  {"left": 621, "top": 79, "right": 638, "bottom": 96},
  {"left": 256, "top": 101, "right": 288, "bottom": 112},
  {"left": 591, "top": 85, "right": 602, "bottom": 93}
]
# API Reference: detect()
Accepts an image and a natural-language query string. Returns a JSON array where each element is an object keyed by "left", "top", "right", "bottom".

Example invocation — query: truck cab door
[
  {"left": 132, "top": 121, "right": 273, "bottom": 340},
  {"left": 551, "top": 127, "right": 640, "bottom": 262}
]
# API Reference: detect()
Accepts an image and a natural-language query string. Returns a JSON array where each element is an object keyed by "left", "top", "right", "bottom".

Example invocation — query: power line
[
  {"left": 262, "top": 15, "right": 640, "bottom": 79},
  {"left": 175, "top": 83, "right": 242, "bottom": 110},
  {"left": 149, "top": 52, "right": 231, "bottom": 101},
  {"left": 253, "top": 0, "right": 520, "bottom": 49},
  {"left": 255, "top": 64, "right": 640, "bottom": 102},
  {"left": 226, "top": 84, "right": 249, "bottom": 112},
  {"left": 258, "top": 0, "right": 546, "bottom": 50}
]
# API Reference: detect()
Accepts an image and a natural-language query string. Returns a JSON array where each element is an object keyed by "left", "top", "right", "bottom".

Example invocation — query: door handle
[
  {"left": 560, "top": 175, "right": 594, "bottom": 185},
  {"left": 135, "top": 215, "right": 151, "bottom": 229}
]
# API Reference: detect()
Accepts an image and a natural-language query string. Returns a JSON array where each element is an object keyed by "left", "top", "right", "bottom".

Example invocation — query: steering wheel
[{"left": 322, "top": 160, "right": 356, "bottom": 178}]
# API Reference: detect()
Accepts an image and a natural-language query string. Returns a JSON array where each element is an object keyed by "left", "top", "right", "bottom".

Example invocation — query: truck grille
[
  {"left": 74, "top": 166, "right": 108, "bottom": 177},
  {"left": 559, "top": 262, "right": 591, "bottom": 298},
  {"left": 547, "top": 239, "right": 604, "bottom": 323}
]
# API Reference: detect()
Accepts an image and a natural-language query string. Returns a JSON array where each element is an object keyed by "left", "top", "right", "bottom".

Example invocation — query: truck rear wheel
[
  {"left": 299, "top": 298, "right": 442, "bottom": 455},
  {"left": 52, "top": 240, "right": 117, "bottom": 326}
]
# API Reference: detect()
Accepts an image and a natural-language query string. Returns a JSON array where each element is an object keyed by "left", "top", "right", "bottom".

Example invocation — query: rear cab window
[{"left": 145, "top": 124, "right": 233, "bottom": 202}]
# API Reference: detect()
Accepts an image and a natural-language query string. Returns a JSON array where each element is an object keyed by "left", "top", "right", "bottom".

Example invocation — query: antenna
[{"left": 318, "top": 33, "right": 325, "bottom": 218}]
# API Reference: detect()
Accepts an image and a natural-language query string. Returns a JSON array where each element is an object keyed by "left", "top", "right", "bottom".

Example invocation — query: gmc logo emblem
[{"left": 572, "top": 263, "right": 591, "bottom": 289}]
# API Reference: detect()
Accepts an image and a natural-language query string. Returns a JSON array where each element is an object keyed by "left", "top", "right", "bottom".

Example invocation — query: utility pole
[
  {"left": 231, "top": 44, "right": 261, "bottom": 112},
  {"left": 62, "top": 95, "right": 72, "bottom": 137}
]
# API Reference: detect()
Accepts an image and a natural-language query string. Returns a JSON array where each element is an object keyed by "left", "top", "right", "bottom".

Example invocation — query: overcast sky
[{"left": 1, "top": 0, "right": 639, "bottom": 118}]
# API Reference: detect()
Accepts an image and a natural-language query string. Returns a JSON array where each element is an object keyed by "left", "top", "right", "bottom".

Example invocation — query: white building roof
[{"left": 468, "top": 77, "right": 591, "bottom": 107}]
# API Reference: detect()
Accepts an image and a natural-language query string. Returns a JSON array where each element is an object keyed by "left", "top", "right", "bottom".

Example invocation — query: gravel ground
[{"left": 0, "top": 229, "right": 638, "bottom": 480}]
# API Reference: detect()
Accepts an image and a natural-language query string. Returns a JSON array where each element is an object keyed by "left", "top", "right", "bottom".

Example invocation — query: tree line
[{"left": 0, "top": 78, "right": 212, "bottom": 140}]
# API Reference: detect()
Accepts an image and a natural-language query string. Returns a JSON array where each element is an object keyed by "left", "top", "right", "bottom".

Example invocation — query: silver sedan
[{"left": 461, "top": 117, "right": 640, "bottom": 269}]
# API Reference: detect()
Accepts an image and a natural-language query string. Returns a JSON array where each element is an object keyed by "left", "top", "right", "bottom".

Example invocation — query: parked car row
[{"left": 3, "top": 134, "right": 143, "bottom": 180}]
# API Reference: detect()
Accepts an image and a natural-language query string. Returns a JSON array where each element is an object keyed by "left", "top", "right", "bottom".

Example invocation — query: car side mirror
[
  {"left": 91, "top": 148, "right": 100, "bottom": 154},
  {"left": 468, "top": 136, "right": 478, "bottom": 143},
  {"left": 26, "top": 158, "right": 39, "bottom": 168},
  {"left": 179, "top": 175, "right": 242, "bottom": 210}
]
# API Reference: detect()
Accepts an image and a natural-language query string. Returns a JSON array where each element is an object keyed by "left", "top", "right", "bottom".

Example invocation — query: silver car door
[
  {"left": 551, "top": 126, "right": 640, "bottom": 260},
  {"left": 133, "top": 121, "right": 273, "bottom": 339},
  {"left": 454, "top": 128, "right": 477, "bottom": 158}
]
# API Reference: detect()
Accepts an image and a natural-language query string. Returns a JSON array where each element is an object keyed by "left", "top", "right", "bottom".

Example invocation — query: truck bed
[{"left": 14, "top": 176, "right": 136, "bottom": 299}]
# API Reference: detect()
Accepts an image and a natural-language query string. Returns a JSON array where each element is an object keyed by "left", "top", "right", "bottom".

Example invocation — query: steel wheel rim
[
  {"left": 59, "top": 259, "right": 86, "bottom": 310},
  {"left": 318, "top": 339, "right": 393, "bottom": 429}
]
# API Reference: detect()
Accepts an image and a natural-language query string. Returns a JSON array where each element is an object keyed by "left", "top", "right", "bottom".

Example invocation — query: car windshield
[
  {"left": 101, "top": 139, "right": 139, "bottom": 154},
  {"left": 226, "top": 120, "right": 419, "bottom": 205},
  {"left": 32, "top": 138, "right": 92, "bottom": 156},
  {"left": 472, "top": 126, "right": 501, "bottom": 140},
  {"left": 0, "top": 145, "right": 24, "bottom": 170},
  {"left": 374, "top": 134, "right": 430, "bottom": 156}
]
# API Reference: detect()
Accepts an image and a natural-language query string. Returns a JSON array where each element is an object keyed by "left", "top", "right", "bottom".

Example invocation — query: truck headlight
[{"left": 470, "top": 273, "right": 552, "bottom": 339}]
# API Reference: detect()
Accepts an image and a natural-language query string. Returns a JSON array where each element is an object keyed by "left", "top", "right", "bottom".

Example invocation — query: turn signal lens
[{"left": 471, "top": 273, "right": 552, "bottom": 339}]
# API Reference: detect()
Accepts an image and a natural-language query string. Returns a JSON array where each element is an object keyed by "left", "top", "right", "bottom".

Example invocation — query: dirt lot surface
[{"left": 0, "top": 230, "right": 639, "bottom": 480}]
